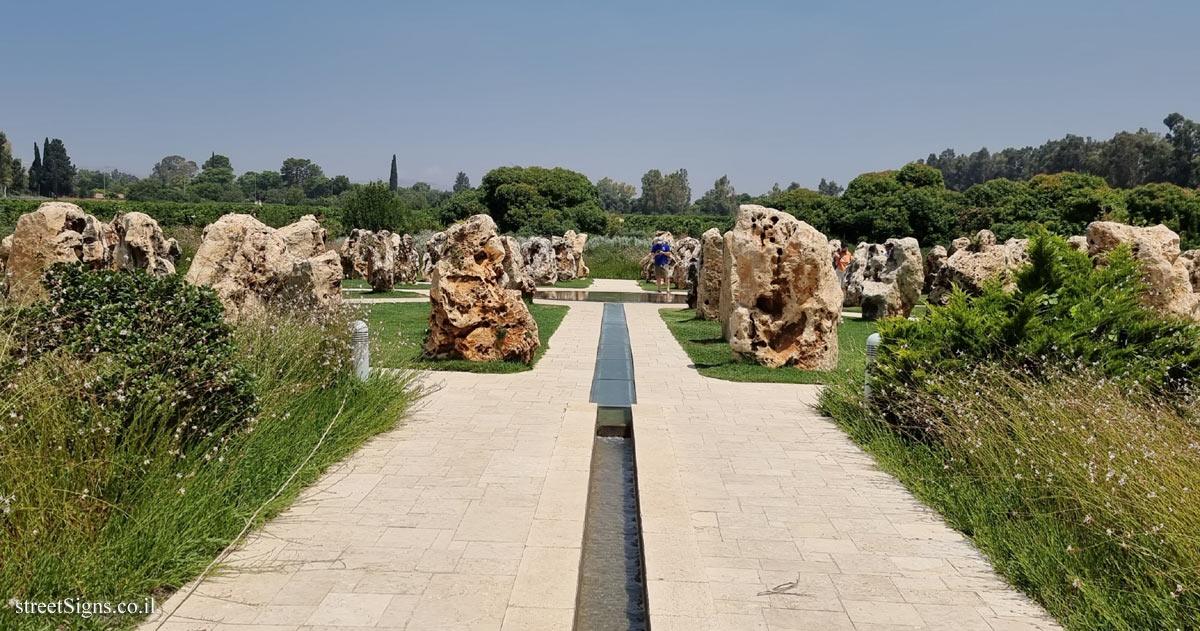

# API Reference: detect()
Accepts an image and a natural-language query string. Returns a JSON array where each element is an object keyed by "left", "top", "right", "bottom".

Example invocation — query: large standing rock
[
  {"left": 695, "top": 228, "right": 724, "bottom": 320},
  {"left": 842, "top": 243, "right": 887, "bottom": 307},
  {"left": 1067, "top": 235, "right": 1089, "bottom": 252},
  {"left": 361, "top": 230, "right": 397, "bottom": 292},
  {"left": 552, "top": 236, "right": 577, "bottom": 281},
  {"left": 923, "top": 245, "right": 947, "bottom": 294},
  {"left": 671, "top": 237, "right": 701, "bottom": 289},
  {"left": 719, "top": 205, "right": 841, "bottom": 369},
  {"left": 185, "top": 214, "right": 342, "bottom": 319},
  {"left": 393, "top": 233, "right": 421, "bottom": 284},
  {"left": 339, "top": 229, "right": 370, "bottom": 279},
  {"left": 500, "top": 236, "right": 535, "bottom": 297},
  {"left": 111, "top": 212, "right": 180, "bottom": 277},
  {"left": 1087, "top": 222, "right": 1199, "bottom": 320},
  {"left": 425, "top": 215, "right": 540, "bottom": 362},
  {"left": 859, "top": 237, "right": 924, "bottom": 320},
  {"left": 276, "top": 214, "right": 326, "bottom": 259},
  {"left": 522, "top": 237, "right": 557, "bottom": 285},
  {"left": 424, "top": 231, "right": 448, "bottom": 280},
  {"left": 927, "top": 230, "right": 1025, "bottom": 305},
  {"left": 564, "top": 230, "right": 589, "bottom": 278}
]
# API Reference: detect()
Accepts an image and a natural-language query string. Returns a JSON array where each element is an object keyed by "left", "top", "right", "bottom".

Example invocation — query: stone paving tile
[
  {"left": 623, "top": 303, "right": 1063, "bottom": 631},
  {"left": 141, "top": 301, "right": 601, "bottom": 631}
]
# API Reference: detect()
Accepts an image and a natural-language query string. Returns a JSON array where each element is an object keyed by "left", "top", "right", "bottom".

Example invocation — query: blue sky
[{"left": 4, "top": 0, "right": 1198, "bottom": 194}]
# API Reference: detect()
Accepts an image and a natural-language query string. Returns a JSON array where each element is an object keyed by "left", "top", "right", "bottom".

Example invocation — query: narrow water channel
[{"left": 575, "top": 304, "right": 650, "bottom": 631}]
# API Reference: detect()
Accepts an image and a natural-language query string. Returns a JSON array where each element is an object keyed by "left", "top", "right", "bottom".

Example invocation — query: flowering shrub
[{"left": 9, "top": 264, "right": 257, "bottom": 445}]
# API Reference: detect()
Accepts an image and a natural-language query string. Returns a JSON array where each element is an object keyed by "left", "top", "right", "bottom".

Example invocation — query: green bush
[
  {"left": 610, "top": 213, "right": 733, "bottom": 237},
  {"left": 870, "top": 230, "right": 1200, "bottom": 404},
  {"left": 11, "top": 264, "right": 256, "bottom": 444}
]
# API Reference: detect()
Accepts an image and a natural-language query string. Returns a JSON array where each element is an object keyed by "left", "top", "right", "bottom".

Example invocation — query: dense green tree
[
  {"left": 8, "top": 158, "right": 25, "bottom": 194},
  {"left": 29, "top": 142, "right": 42, "bottom": 196},
  {"left": 151, "top": 155, "right": 198, "bottom": 186},
  {"left": 236, "top": 170, "right": 283, "bottom": 201},
  {"left": 832, "top": 163, "right": 961, "bottom": 244},
  {"left": 637, "top": 169, "right": 664, "bottom": 214},
  {"left": 754, "top": 187, "right": 833, "bottom": 231},
  {"left": 40, "top": 138, "right": 76, "bottom": 197},
  {"left": 662, "top": 169, "right": 691, "bottom": 214},
  {"left": 389, "top": 155, "right": 398, "bottom": 192},
  {"left": 817, "top": 178, "right": 843, "bottom": 196},
  {"left": 280, "top": 158, "right": 323, "bottom": 189},
  {"left": 1164, "top": 113, "right": 1200, "bottom": 187},
  {"left": 439, "top": 188, "right": 487, "bottom": 225},
  {"left": 343, "top": 182, "right": 403, "bottom": 231},
  {"left": 0, "top": 132, "right": 11, "bottom": 196},
  {"left": 479, "top": 165, "right": 600, "bottom": 233},
  {"left": 1125, "top": 182, "right": 1200, "bottom": 246},
  {"left": 694, "top": 175, "right": 738, "bottom": 215},
  {"left": 329, "top": 175, "right": 352, "bottom": 196},
  {"left": 194, "top": 153, "right": 235, "bottom": 189},
  {"left": 596, "top": 177, "right": 636, "bottom": 213},
  {"left": 453, "top": 171, "right": 471, "bottom": 193}
]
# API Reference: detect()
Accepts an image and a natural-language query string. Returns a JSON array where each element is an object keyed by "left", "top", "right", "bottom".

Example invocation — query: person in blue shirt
[{"left": 651, "top": 236, "right": 673, "bottom": 293}]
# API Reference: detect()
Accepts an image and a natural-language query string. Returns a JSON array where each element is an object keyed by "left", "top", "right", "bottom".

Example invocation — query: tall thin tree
[
  {"left": 29, "top": 142, "right": 42, "bottom": 196},
  {"left": 389, "top": 155, "right": 398, "bottom": 192}
]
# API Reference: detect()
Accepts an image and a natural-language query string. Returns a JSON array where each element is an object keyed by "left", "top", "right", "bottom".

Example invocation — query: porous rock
[
  {"left": 695, "top": 228, "right": 724, "bottom": 320},
  {"left": 521, "top": 237, "right": 557, "bottom": 285},
  {"left": 500, "top": 235, "right": 535, "bottom": 297},
  {"left": 424, "top": 215, "right": 540, "bottom": 362},
  {"left": 859, "top": 237, "right": 923, "bottom": 320},
  {"left": 718, "top": 205, "right": 841, "bottom": 369},
  {"left": 1087, "top": 221, "right": 1199, "bottom": 320},
  {"left": 922, "top": 245, "right": 947, "bottom": 294},
  {"left": 671, "top": 237, "right": 701, "bottom": 289},
  {"left": 927, "top": 230, "right": 1026, "bottom": 305},
  {"left": 185, "top": 214, "right": 341, "bottom": 319}
]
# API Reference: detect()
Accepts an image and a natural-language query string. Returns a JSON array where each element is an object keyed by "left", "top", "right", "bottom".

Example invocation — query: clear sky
[{"left": 4, "top": 0, "right": 1198, "bottom": 195}]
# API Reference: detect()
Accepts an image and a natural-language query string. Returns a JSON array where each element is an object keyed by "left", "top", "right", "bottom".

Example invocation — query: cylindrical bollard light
[
  {"left": 351, "top": 319, "right": 370, "bottom": 382},
  {"left": 864, "top": 333, "right": 881, "bottom": 398}
]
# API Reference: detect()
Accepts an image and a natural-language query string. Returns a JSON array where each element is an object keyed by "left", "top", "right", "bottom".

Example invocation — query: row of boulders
[
  {"left": 926, "top": 231, "right": 1029, "bottom": 305},
  {"left": 340, "top": 229, "right": 421, "bottom": 292},
  {"left": 2, "top": 202, "right": 181, "bottom": 304},
  {"left": 0, "top": 203, "right": 343, "bottom": 321},
  {"left": 520, "top": 230, "right": 589, "bottom": 286},
  {"left": 1087, "top": 221, "right": 1199, "bottom": 320}
]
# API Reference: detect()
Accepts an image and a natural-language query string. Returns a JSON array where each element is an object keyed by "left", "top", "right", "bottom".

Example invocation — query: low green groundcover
[
  {"left": 368, "top": 301, "right": 568, "bottom": 373},
  {"left": 343, "top": 290, "right": 422, "bottom": 299},
  {"left": 659, "top": 308, "right": 875, "bottom": 383}
]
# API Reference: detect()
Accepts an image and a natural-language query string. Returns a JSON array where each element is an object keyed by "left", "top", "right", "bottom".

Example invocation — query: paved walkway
[{"left": 142, "top": 297, "right": 1062, "bottom": 631}]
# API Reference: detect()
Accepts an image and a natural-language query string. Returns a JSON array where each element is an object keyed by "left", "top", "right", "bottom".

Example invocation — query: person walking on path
[
  {"left": 834, "top": 243, "right": 852, "bottom": 287},
  {"left": 652, "top": 236, "right": 673, "bottom": 293}
]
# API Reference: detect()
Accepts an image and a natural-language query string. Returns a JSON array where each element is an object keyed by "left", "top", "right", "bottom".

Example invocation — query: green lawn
[
  {"left": 342, "top": 279, "right": 430, "bottom": 290},
  {"left": 368, "top": 301, "right": 569, "bottom": 373},
  {"left": 343, "top": 290, "right": 422, "bottom": 299},
  {"left": 659, "top": 308, "right": 875, "bottom": 383},
  {"left": 540, "top": 277, "right": 594, "bottom": 289},
  {"left": 638, "top": 279, "right": 683, "bottom": 292}
]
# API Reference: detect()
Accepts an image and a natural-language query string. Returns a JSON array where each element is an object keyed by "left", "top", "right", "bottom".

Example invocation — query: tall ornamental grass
[
  {"left": 0, "top": 266, "right": 422, "bottom": 630},
  {"left": 584, "top": 235, "right": 648, "bottom": 279}
]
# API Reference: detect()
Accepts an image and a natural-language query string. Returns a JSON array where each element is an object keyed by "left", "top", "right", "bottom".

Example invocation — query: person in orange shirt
[{"left": 834, "top": 244, "right": 852, "bottom": 287}]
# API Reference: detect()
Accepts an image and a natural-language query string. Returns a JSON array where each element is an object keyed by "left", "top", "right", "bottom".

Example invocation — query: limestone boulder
[
  {"left": 695, "top": 228, "right": 724, "bottom": 320},
  {"left": 5, "top": 202, "right": 118, "bottom": 303},
  {"left": 185, "top": 214, "right": 342, "bottom": 319},
  {"left": 392, "top": 233, "right": 421, "bottom": 284},
  {"left": 1068, "top": 235, "right": 1089, "bottom": 252},
  {"left": 521, "top": 237, "right": 557, "bottom": 285},
  {"left": 552, "top": 235, "right": 577, "bottom": 281},
  {"left": 1086, "top": 221, "right": 1199, "bottom": 319},
  {"left": 949, "top": 237, "right": 970, "bottom": 255},
  {"left": 671, "top": 237, "right": 701, "bottom": 289},
  {"left": 361, "top": 230, "right": 397, "bottom": 292},
  {"left": 500, "top": 236, "right": 535, "bottom": 297},
  {"left": 842, "top": 242, "right": 886, "bottom": 307},
  {"left": 927, "top": 230, "right": 1024, "bottom": 305},
  {"left": 339, "top": 229, "right": 370, "bottom": 279},
  {"left": 1181, "top": 250, "right": 1200, "bottom": 292},
  {"left": 425, "top": 215, "right": 540, "bottom": 362},
  {"left": 859, "top": 237, "right": 923, "bottom": 320},
  {"left": 565, "top": 230, "right": 589, "bottom": 277},
  {"left": 276, "top": 214, "right": 326, "bottom": 259},
  {"left": 923, "top": 245, "right": 947, "bottom": 294},
  {"left": 719, "top": 205, "right": 841, "bottom": 369},
  {"left": 111, "top": 212, "right": 180, "bottom": 277}
]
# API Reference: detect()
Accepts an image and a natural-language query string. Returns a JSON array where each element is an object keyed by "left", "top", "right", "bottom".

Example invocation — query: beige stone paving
[
  {"left": 625, "top": 303, "right": 1063, "bottom": 631},
  {"left": 141, "top": 301, "right": 601, "bottom": 631}
]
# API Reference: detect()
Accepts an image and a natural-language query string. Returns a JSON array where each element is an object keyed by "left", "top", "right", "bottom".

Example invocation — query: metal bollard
[
  {"left": 351, "top": 320, "right": 370, "bottom": 382},
  {"left": 864, "top": 333, "right": 881, "bottom": 397}
]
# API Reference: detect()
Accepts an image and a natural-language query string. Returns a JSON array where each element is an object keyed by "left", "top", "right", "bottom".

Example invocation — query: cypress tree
[
  {"left": 29, "top": 142, "right": 42, "bottom": 196},
  {"left": 389, "top": 154, "right": 398, "bottom": 192}
]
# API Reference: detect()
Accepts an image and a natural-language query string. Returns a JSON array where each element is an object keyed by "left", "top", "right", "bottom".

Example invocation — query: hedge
[{"left": 610, "top": 214, "right": 734, "bottom": 237}]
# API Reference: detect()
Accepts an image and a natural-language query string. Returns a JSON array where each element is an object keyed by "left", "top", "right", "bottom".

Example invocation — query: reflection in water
[
  {"left": 575, "top": 434, "right": 648, "bottom": 631},
  {"left": 535, "top": 289, "right": 687, "bottom": 304}
]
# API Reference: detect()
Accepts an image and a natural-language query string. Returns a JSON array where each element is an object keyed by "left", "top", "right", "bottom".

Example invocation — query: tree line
[{"left": 921, "top": 112, "right": 1200, "bottom": 191}]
